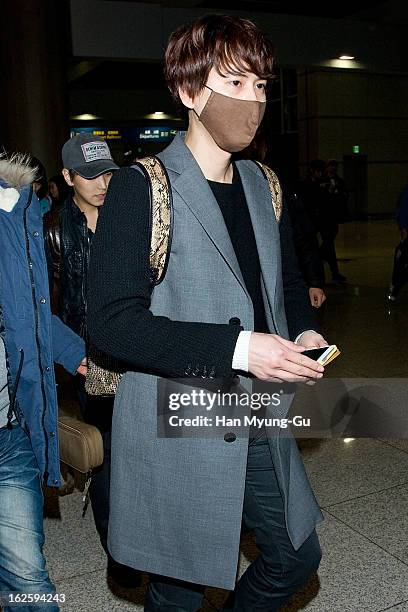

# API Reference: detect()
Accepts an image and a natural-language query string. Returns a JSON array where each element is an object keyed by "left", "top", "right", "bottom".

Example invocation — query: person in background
[
  {"left": 0, "top": 153, "right": 86, "bottom": 612},
  {"left": 44, "top": 134, "right": 140, "bottom": 588},
  {"left": 324, "top": 159, "right": 350, "bottom": 225},
  {"left": 388, "top": 181, "right": 408, "bottom": 302},
  {"left": 48, "top": 174, "right": 71, "bottom": 210},
  {"left": 286, "top": 188, "right": 326, "bottom": 308},
  {"left": 30, "top": 156, "right": 52, "bottom": 216},
  {"left": 319, "top": 160, "right": 347, "bottom": 283},
  {"left": 297, "top": 159, "right": 326, "bottom": 234}
]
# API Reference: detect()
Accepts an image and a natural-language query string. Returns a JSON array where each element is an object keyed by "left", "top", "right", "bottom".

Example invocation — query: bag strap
[
  {"left": 131, "top": 157, "right": 280, "bottom": 287},
  {"left": 254, "top": 161, "right": 283, "bottom": 224},
  {"left": 133, "top": 156, "right": 173, "bottom": 286}
]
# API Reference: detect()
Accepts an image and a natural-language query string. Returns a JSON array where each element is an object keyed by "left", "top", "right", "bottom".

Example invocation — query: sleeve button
[{"left": 229, "top": 317, "right": 241, "bottom": 325}]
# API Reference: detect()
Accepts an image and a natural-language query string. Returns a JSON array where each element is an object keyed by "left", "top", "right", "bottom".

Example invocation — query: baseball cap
[{"left": 62, "top": 134, "right": 119, "bottom": 179}]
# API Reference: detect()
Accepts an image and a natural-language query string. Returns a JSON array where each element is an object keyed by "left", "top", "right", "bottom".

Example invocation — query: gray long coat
[{"left": 108, "top": 134, "right": 323, "bottom": 590}]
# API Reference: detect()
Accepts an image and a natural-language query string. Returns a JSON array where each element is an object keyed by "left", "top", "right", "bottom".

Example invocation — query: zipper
[
  {"left": 81, "top": 216, "right": 89, "bottom": 341},
  {"left": 6, "top": 348, "right": 24, "bottom": 428},
  {"left": 23, "top": 187, "right": 50, "bottom": 482}
]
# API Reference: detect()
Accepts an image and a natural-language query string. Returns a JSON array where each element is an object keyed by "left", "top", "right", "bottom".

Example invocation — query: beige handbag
[
  {"left": 58, "top": 415, "right": 105, "bottom": 513},
  {"left": 58, "top": 415, "right": 104, "bottom": 474}
]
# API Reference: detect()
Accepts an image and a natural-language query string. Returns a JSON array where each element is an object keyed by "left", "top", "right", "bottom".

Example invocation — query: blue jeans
[
  {"left": 145, "top": 434, "right": 321, "bottom": 611},
  {"left": 0, "top": 424, "right": 58, "bottom": 612}
]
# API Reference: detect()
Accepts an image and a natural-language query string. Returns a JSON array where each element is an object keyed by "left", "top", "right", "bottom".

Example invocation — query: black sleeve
[
  {"left": 287, "top": 193, "right": 325, "bottom": 289},
  {"left": 87, "top": 167, "right": 242, "bottom": 378},
  {"left": 279, "top": 197, "right": 320, "bottom": 340}
]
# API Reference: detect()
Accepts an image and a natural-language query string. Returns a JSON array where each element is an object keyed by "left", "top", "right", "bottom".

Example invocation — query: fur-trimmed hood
[{"left": 0, "top": 153, "right": 37, "bottom": 212}]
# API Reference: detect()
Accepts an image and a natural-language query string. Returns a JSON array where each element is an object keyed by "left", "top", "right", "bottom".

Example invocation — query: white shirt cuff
[
  {"left": 232, "top": 331, "right": 252, "bottom": 372},
  {"left": 295, "top": 330, "right": 316, "bottom": 344}
]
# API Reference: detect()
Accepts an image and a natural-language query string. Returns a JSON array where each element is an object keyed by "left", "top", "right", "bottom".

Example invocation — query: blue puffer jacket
[{"left": 0, "top": 158, "right": 85, "bottom": 487}]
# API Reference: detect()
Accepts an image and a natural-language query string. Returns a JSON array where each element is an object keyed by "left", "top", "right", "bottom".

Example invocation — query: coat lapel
[
  {"left": 235, "top": 160, "right": 279, "bottom": 313},
  {"left": 160, "top": 135, "right": 250, "bottom": 298}
]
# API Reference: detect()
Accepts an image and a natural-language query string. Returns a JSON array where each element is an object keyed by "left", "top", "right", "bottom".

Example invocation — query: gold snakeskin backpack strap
[
  {"left": 85, "top": 156, "right": 173, "bottom": 397},
  {"left": 134, "top": 156, "right": 173, "bottom": 285},
  {"left": 254, "top": 161, "right": 283, "bottom": 224}
]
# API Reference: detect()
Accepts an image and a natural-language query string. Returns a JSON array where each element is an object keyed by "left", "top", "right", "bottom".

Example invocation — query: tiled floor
[{"left": 43, "top": 220, "right": 408, "bottom": 611}]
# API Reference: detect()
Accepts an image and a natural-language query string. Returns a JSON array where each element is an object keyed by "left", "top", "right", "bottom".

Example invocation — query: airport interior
[{"left": 1, "top": 0, "right": 408, "bottom": 611}]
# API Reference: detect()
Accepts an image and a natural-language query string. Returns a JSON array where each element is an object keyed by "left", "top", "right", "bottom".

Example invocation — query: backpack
[{"left": 85, "top": 157, "right": 282, "bottom": 396}]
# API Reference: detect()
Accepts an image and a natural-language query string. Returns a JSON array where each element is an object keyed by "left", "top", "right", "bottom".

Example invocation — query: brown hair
[{"left": 164, "top": 14, "right": 274, "bottom": 106}]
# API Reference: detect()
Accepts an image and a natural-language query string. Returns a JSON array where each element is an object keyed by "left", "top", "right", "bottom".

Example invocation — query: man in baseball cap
[
  {"left": 44, "top": 135, "right": 139, "bottom": 587},
  {"left": 62, "top": 133, "right": 119, "bottom": 179},
  {"left": 58, "top": 134, "right": 119, "bottom": 233}
]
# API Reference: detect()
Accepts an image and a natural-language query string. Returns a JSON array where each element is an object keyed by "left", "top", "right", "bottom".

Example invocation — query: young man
[
  {"left": 302, "top": 158, "right": 346, "bottom": 284},
  {"left": 44, "top": 135, "right": 139, "bottom": 586},
  {"left": 45, "top": 134, "right": 118, "bottom": 336},
  {"left": 88, "top": 15, "right": 328, "bottom": 611},
  {"left": 0, "top": 154, "right": 86, "bottom": 611}
]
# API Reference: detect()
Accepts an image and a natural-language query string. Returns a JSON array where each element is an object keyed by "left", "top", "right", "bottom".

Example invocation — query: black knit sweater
[
  {"left": 87, "top": 166, "right": 317, "bottom": 379},
  {"left": 208, "top": 167, "right": 268, "bottom": 333}
]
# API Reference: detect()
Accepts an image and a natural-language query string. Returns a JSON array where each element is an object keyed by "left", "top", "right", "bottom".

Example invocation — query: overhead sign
[{"left": 70, "top": 126, "right": 177, "bottom": 144}]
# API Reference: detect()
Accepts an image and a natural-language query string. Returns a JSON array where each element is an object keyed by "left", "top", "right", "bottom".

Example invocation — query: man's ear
[
  {"left": 62, "top": 168, "right": 74, "bottom": 187},
  {"left": 178, "top": 87, "right": 195, "bottom": 110}
]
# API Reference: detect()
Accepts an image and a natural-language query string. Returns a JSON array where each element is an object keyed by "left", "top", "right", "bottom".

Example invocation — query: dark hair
[
  {"left": 29, "top": 156, "right": 48, "bottom": 200},
  {"left": 310, "top": 159, "right": 326, "bottom": 173},
  {"left": 164, "top": 14, "right": 274, "bottom": 106},
  {"left": 49, "top": 174, "right": 71, "bottom": 204}
]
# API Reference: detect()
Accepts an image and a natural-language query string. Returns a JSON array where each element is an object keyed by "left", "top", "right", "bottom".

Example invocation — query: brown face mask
[{"left": 195, "top": 86, "right": 266, "bottom": 153}]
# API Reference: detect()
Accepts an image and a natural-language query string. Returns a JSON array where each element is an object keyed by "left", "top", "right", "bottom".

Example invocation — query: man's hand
[
  {"left": 295, "top": 330, "right": 328, "bottom": 349},
  {"left": 309, "top": 287, "right": 326, "bottom": 308},
  {"left": 76, "top": 357, "right": 87, "bottom": 377},
  {"left": 248, "top": 333, "right": 324, "bottom": 382}
]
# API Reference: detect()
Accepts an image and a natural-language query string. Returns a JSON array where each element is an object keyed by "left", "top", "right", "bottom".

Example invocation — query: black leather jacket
[{"left": 44, "top": 197, "right": 92, "bottom": 339}]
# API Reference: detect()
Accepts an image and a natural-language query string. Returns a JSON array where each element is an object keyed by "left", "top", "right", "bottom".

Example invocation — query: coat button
[
  {"left": 229, "top": 317, "right": 241, "bottom": 325},
  {"left": 224, "top": 432, "right": 236, "bottom": 443},
  {"left": 39, "top": 297, "right": 46, "bottom": 304},
  {"left": 33, "top": 231, "right": 40, "bottom": 237}
]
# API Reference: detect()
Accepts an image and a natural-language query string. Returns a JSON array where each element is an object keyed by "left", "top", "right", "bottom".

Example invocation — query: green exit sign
[{"left": 352, "top": 145, "right": 360, "bottom": 154}]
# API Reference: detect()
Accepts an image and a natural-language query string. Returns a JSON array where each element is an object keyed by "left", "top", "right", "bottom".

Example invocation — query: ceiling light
[
  {"left": 144, "top": 112, "right": 175, "bottom": 120},
  {"left": 71, "top": 113, "right": 100, "bottom": 121},
  {"left": 339, "top": 55, "right": 355, "bottom": 60},
  {"left": 344, "top": 438, "right": 355, "bottom": 443}
]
